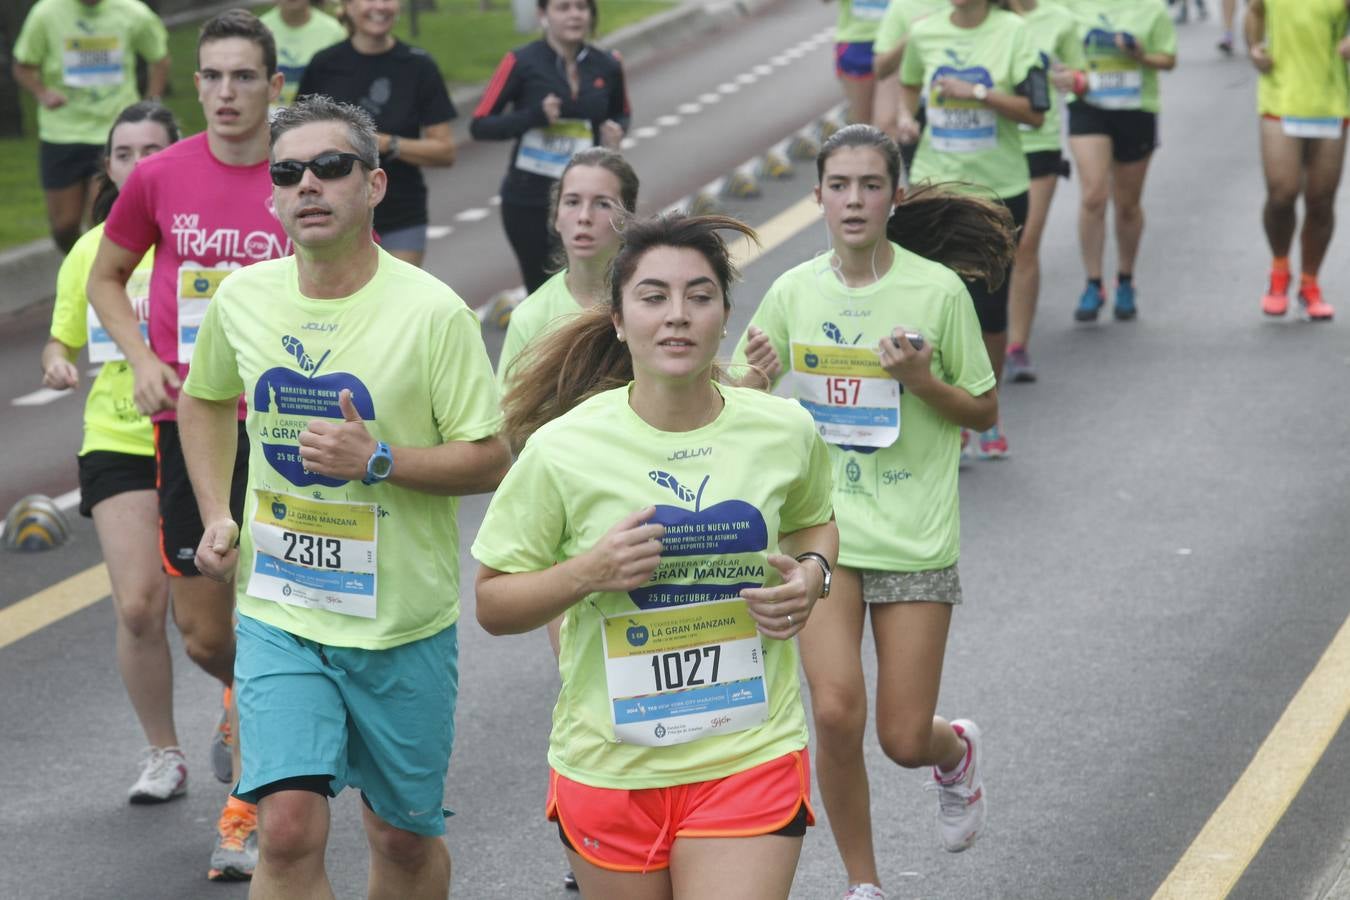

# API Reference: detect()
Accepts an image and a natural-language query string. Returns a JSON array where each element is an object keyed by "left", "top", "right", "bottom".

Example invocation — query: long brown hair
[
  {"left": 818, "top": 124, "right": 1016, "bottom": 288},
  {"left": 502, "top": 213, "right": 758, "bottom": 450}
]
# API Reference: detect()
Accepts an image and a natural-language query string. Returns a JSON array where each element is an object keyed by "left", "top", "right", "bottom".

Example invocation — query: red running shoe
[{"left": 1262, "top": 267, "right": 1290, "bottom": 316}]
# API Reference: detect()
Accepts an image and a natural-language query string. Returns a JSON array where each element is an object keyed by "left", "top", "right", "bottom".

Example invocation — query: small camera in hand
[{"left": 891, "top": 332, "right": 925, "bottom": 352}]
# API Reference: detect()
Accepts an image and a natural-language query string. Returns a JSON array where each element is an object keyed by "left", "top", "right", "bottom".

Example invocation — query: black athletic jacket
[{"left": 471, "top": 39, "right": 631, "bottom": 208}]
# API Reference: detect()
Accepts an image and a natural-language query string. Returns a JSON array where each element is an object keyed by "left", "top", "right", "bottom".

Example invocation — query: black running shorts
[
  {"left": 77, "top": 450, "right": 156, "bottom": 517},
  {"left": 39, "top": 141, "right": 103, "bottom": 190},
  {"left": 154, "top": 421, "right": 248, "bottom": 577},
  {"left": 1067, "top": 103, "right": 1158, "bottom": 164},
  {"left": 967, "top": 191, "right": 1029, "bottom": 335}
]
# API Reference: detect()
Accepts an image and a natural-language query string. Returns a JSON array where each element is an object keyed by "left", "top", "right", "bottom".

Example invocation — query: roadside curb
[{"left": 0, "top": 0, "right": 782, "bottom": 320}]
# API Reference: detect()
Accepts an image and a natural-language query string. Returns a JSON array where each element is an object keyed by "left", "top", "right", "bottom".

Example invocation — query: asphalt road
[{"left": 2, "top": 7, "right": 1349, "bottom": 900}]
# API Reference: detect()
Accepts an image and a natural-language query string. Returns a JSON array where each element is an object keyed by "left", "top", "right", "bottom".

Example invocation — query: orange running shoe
[
  {"left": 1298, "top": 280, "right": 1334, "bottom": 321},
  {"left": 1261, "top": 267, "right": 1290, "bottom": 316},
  {"left": 207, "top": 799, "right": 257, "bottom": 881}
]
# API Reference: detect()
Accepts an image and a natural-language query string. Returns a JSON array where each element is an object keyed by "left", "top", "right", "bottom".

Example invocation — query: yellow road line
[
  {"left": 0, "top": 564, "right": 109, "bottom": 651},
  {"left": 1153, "top": 613, "right": 1350, "bottom": 899},
  {"left": 729, "top": 194, "right": 820, "bottom": 269}
]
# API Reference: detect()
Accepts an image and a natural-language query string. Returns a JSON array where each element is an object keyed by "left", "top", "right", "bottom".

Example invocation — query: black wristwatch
[{"left": 794, "top": 552, "right": 832, "bottom": 599}]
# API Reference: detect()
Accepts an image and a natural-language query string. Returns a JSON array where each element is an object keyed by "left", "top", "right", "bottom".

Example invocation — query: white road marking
[
  {"left": 455, "top": 208, "right": 490, "bottom": 223},
  {"left": 771, "top": 54, "right": 792, "bottom": 66},
  {"left": 698, "top": 92, "right": 721, "bottom": 104},
  {"left": 753, "top": 64, "right": 774, "bottom": 76},
  {"left": 489, "top": 195, "right": 501, "bottom": 206},
  {"left": 634, "top": 125, "right": 661, "bottom": 139},
  {"left": 11, "top": 388, "right": 70, "bottom": 407},
  {"left": 736, "top": 72, "right": 758, "bottom": 85},
  {"left": 427, "top": 225, "right": 453, "bottom": 239},
  {"left": 677, "top": 102, "right": 701, "bottom": 115},
  {"left": 656, "top": 114, "right": 682, "bottom": 127},
  {"left": 717, "top": 82, "right": 740, "bottom": 94},
  {"left": 621, "top": 137, "right": 638, "bottom": 150},
  {"left": 784, "top": 47, "right": 806, "bottom": 59}
]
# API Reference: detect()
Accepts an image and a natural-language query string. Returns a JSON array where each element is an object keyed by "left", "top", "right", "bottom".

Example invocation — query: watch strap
[{"left": 794, "top": 552, "right": 832, "bottom": 598}]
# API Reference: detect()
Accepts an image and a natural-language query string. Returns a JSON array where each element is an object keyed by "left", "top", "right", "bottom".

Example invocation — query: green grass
[{"left": 0, "top": 0, "right": 672, "bottom": 251}]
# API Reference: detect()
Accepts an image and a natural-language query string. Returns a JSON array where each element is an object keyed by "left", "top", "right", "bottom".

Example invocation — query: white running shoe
[
  {"left": 844, "top": 884, "right": 886, "bottom": 900},
  {"left": 928, "top": 719, "right": 986, "bottom": 852},
  {"left": 128, "top": 746, "right": 188, "bottom": 804}
]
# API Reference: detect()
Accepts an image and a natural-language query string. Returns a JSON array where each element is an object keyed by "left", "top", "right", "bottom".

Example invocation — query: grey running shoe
[
  {"left": 128, "top": 746, "right": 187, "bottom": 804},
  {"left": 210, "top": 689, "right": 232, "bottom": 784},
  {"left": 1004, "top": 346, "right": 1037, "bottom": 383},
  {"left": 207, "top": 802, "right": 257, "bottom": 881}
]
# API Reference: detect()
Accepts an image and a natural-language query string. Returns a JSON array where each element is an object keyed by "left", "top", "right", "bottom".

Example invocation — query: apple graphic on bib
[
  {"left": 625, "top": 620, "right": 650, "bottom": 647},
  {"left": 932, "top": 64, "right": 994, "bottom": 95},
  {"left": 1084, "top": 28, "right": 1128, "bottom": 57},
  {"left": 628, "top": 471, "right": 769, "bottom": 610},
  {"left": 254, "top": 335, "right": 376, "bottom": 487}
]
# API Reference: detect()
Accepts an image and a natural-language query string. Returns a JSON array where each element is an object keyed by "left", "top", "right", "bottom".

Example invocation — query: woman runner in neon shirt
[
  {"left": 40, "top": 101, "right": 185, "bottom": 804},
  {"left": 734, "top": 124, "right": 1015, "bottom": 900},
  {"left": 474, "top": 214, "right": 839, "bottom": 899}
]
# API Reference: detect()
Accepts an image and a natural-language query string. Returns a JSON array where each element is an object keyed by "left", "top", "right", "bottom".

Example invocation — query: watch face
[{"left": 371, "top": 454, "right": 393, "bottom": 478}]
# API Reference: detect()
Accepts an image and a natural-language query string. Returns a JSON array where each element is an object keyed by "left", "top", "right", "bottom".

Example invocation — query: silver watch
[{"left": 795, "top": 552, "right": 832, "bottom": 599}]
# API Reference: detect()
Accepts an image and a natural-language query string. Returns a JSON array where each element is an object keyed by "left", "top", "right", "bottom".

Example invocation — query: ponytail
[
  {"left": 887, "top": 182, "right": 1016, "bottom": 289},
  {"left": 501, "top": 306, "right": 632, "bottom": 452}
]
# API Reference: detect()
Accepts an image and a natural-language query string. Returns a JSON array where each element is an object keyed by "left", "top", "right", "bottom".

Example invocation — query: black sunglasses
[{"left": 269, "top": 152, "right": 371, "bottom": 187}]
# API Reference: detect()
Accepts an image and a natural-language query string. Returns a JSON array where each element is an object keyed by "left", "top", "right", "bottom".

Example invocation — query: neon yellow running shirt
[
  {"left": 733, "top": 244, "right": 995, "bottom": 573},
  {"left": 1020, "top": 1, "right": 1087, "bottom": 154},
  {"left": 49, "top": 223, "right": 155, "bottom": 458},
  {"left": 472, "top": 384, "right": 834, "bottom": 789},
  {"left": 1070, "top": 0, "right": 1177, "bottom": 114},
  {"left": 497, "top": 270, "right": 587, "bottom": 392},
  {"left": 901, "top": 7, "right": 1043, "bottom": 199},
  {"left": 13, "top": 0, "right": 168, "bottom": 144},
  {"left": 260, "top": 7, "right": 347, "bottom": 107},
  {"left": 874, "top": 0, "right": 948, "bottom": 56},
  {"left": 1256, "top": 0, "right": 1350, "bottom": 121},
  {"left": 183, "top": 250, "right": 503, "bottom": 650},
  {"left": 835, "top": 0, "right": 886, "bottom": 44}
]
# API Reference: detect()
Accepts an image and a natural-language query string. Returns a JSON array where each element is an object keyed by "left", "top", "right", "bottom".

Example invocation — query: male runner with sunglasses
[
  {"left": 178, "top": 94, "right": 508, "bottom": 898},
  {"left": 86, "top": 9, "right": 287, "bottom": 881}
]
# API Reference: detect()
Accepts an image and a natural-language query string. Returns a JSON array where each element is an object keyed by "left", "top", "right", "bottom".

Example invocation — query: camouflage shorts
[{"left": 859, "top": 563, "right": 962, "bottom": 605}]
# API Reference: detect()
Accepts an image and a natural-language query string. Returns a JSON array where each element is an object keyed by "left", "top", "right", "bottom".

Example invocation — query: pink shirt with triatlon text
[{"left": 104, "top": 132, "right": 292, "bottom": 422}]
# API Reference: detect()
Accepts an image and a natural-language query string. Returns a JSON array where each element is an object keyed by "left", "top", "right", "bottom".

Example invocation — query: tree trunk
[{"left": 0, "top": 0, "right": 37, "bottom": 137}]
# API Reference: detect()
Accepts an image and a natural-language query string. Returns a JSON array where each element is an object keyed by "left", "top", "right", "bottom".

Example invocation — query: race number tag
[
  {"left": 602, "top": 600, "right": 767, "bottom": 747},
  {"left": 852, "top": 0, "right": 888, "bottom": 21},
  {"left": 1282, "top": 117, "right": 1343, "bottom": 140},
  {"left": 928, "top": 70, "right": 997, "bottom": 153},
  {"left": 62, "top": 35, "right": 124, "bottom": 88},
  {"left": 177, "top": 267, "right": 231, "bottom": 364},
  {"left": 1085, "top": 44, "right": 1142, "bottom": 110},
  {"left": 248, "top": 491, "right": 379, "bottom": 619},
  {"left": 87, "top": 269, "right": 150, "bottom": 363},
  {"left": 515, "top": 119, "right": 594, "bottom": 179},
  {"left": 790, "top": 342, "right": 900, "bottom": 448}
]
